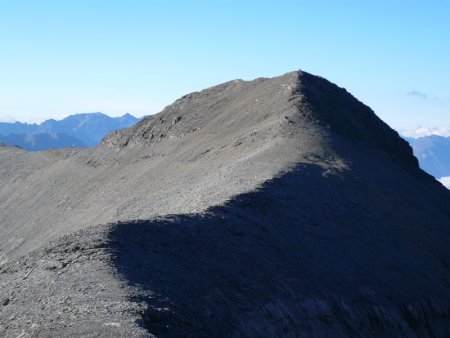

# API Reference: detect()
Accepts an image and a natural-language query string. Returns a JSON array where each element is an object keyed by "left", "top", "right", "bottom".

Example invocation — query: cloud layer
[
  {"left": 401, "top": 127, "right": 450, "bottom": 138},
  {"left": 407, "top": 90, "right": 428, "bottom": 99}
]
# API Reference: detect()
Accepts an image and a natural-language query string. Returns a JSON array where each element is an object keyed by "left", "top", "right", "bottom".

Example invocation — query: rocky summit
[{"left": 1, "top": 71, "right": 450, "bottom": 337}]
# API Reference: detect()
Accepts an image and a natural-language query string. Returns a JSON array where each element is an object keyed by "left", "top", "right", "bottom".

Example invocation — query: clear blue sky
[{"left": 0, "top": 1, "right": 449, "bottom": 130}]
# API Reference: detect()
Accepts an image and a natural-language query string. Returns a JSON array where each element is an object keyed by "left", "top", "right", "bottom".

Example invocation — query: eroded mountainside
[{"left": 1, "top": 71, "right": 450, "bottom": 337}]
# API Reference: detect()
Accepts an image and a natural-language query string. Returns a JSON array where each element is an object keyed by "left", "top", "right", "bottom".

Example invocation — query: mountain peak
[
  {"left": 294, "top": 71, "right": 418, "bottom": 167},
  {"left": 2, "top": 71, "right": 449, "bottom": 337},
  {"left": 103, "top": 70, "right": 418, "bottom": 168}
]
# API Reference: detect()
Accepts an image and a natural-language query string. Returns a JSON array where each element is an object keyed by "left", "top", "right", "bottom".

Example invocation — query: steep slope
[
  {"left": 1, "top": 71, "right": 450, "bottom": 337},
  {"left": 1, "top": 72, "right": 317, "bottom": 260}
]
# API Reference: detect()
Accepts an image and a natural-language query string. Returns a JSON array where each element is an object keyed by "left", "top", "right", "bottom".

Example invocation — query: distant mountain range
[
  {"left": 0, "top": 113, "right": 140, "bottom": 150},
  {"left": 405, "top": 135, "right": 450, "bottom": 180},
  {"left": 0, "top": 133, "right": 86, "bottom": 151}
]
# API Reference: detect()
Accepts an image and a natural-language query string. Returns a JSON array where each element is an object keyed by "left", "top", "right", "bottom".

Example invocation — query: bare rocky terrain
[{"left": 1, "top": 71, "right": 450, "bottom": 337}]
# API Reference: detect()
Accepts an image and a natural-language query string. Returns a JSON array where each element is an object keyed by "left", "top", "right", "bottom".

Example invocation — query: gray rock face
[{"left": 1, "top": 71, "right": 450, "bottom": 337}]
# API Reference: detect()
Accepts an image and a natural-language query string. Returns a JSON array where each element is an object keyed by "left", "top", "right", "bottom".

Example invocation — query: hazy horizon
[{"left": 0, "top": 111, "right": 144, "bottom": 124}]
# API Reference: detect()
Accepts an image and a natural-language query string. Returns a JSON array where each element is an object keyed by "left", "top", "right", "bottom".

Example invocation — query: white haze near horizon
[
  {"left": 400, "top": 127, "right": 450, "bottom": 138},
  {"left": 0, "top": 112, "right": 147, "bottom": 124},
  {"left": 439, "top": 177, "right": 450, "bottom": 189}
]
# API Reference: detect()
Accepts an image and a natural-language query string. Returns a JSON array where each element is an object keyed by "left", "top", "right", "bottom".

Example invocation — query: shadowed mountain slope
[{"left": 1, "top": 71, "right": 450, "bottom": 337}]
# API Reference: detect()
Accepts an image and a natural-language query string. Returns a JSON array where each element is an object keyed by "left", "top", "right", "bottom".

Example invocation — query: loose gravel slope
[{"left": 1, "top": 71, "right": 450, "bottom": 337}]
